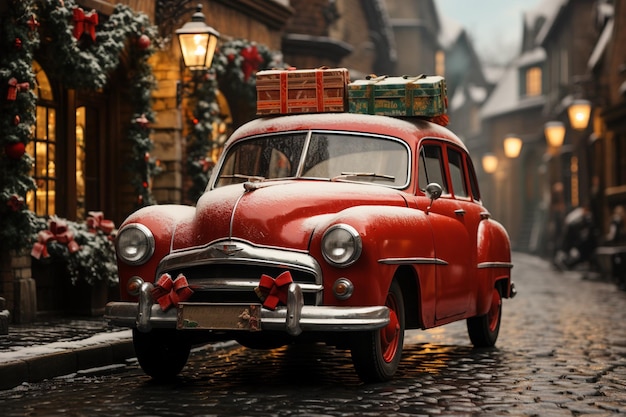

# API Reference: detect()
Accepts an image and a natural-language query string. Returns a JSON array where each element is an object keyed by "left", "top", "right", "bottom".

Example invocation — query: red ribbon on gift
[
  {"left": 73, "top": 8, "right": 98, "bottom": 42},
  {"left": 7, "top": 78, "right": 29, "bottom": 101},
  {"left": 151, "top": 273, "right": 194, "bottom": 311},
  {"left": 255, "top": 271, "right": 293, "bottom": 310},
  {"left": 31, "top": 217, "right": 80, "bottom": 259},
  {"left": 86, "top": 211, "right": 115, "bottom": 235}
]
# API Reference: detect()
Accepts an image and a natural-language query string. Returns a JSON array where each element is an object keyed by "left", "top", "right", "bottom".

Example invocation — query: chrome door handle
[{"left": 454, "top": 209, "right": 466, "bottom": 216}]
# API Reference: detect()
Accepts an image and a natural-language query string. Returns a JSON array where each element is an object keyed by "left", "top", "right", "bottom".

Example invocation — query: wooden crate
[
  {"left": 256, "top": 68, "right": 349, "bottom": 115},
  {"left": 348, "top": 75, "right": 447, "bottom": 117}
]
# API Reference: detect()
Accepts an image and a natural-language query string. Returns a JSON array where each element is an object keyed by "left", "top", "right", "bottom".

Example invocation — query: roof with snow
[{"left": 480, "top": 47, "right": 546, "bottom": 119}]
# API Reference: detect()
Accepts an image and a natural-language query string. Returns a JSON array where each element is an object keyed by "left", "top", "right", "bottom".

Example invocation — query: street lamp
[
  {"left": 567, "top": 99, "right": 591, "bottom": 130},
  {"left": 503, "top": 134, "right": 522, "bottom": 158},
  {"left": 176, "top": 4, "right": 220, "bottom": 71},
  {"left": 544, "top": 121, "right": 566, "bottom": 149},
  {"left": 482, "top": 153, "right": 498, "bottom": 174}
]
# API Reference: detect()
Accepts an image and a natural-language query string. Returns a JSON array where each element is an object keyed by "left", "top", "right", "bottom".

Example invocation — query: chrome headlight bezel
[
  {"left": 321, "top": 224, "right": 362, "bottom": 267},
  {"left": 115, "top": 224, "right": 155, "bottom": 266}
]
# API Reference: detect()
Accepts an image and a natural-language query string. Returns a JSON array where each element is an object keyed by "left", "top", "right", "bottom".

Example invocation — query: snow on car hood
[{"left": 171, "top": 181, "right": 408, "bottom": 251}]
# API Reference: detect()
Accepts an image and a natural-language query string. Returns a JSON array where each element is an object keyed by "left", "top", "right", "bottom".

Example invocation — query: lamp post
[
  {"left": 567, "top": 99, "right": 591, "bottom": 131},
  {"left": 176, "top": 4, "right": 220, "bottom": 71},
  {"left": 503, "top": 134, "right": 522, "bottom": 158},
  {"left": 544, "top": 121, "right": 566, "bottom": 150},
  {"left": 482, "top": 153, "right": 498, "bottom": 174}
]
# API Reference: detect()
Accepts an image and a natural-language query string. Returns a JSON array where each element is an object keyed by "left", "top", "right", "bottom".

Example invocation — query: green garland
[
  {"left": 184, "top": 40, "right": 283, "bottom": 202},
  {"left": 0, "top": 0, "right": 159, "bottom": 253}
]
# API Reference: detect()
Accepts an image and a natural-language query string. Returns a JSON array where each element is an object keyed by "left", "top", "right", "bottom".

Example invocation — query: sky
[{"left": 436, "top": 0, "right": 543, "bottom": 64}]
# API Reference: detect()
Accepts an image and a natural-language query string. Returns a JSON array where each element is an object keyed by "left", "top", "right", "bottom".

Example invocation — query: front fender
[
  {"left": 309, "top": 205, "right": 436, "bottom": 311},
  {"left": 116, "top": 205, "right": 196, "bottom": 301}
]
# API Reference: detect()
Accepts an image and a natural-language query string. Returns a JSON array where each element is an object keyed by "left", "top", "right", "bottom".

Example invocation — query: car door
[{"left": 417, "top": 141, "right": 477, "bottom": 321}]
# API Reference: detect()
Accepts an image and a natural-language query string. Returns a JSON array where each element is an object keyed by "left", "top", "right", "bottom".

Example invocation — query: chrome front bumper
[{"left": 105, "top": 282, "right": 390, "bottom": 336}]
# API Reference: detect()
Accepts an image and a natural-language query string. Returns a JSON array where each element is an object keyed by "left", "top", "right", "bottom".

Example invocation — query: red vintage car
[{"left": 105, "top": 112, "right": 515, "bottom": 383}]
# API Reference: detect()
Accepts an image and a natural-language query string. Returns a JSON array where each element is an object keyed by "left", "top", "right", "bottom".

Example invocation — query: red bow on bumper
[
  {"left": 151, "top": 273, "right": 194, "bottom": 311},
  {"left": 255, "top": 271, "right": 293, "bottom": 310}
]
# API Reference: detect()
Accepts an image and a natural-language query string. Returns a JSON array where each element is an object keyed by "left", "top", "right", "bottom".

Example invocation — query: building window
[
  {"left": 617, "top": 133, "right": 626, "bottom": 186},
  {"left": 76, "top": 106, "right": 86, "bottom": 219},
  {"left": 435, "top": 50, "right": 445, "bottom": 77},
  {"left": 525, "top": 66, "right": 542, "bottom": 97},
  {"left": 27, "top": 62, "right": 56, "bottom": 216}
]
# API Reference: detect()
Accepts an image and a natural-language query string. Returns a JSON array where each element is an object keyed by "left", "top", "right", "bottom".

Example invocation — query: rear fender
[{"left": 476, "top": 218, "right": 513, "bottom": 315}]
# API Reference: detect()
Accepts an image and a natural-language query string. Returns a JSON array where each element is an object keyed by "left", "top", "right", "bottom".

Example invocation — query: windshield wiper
[
  {"left": 220, "top": 173, "right": 266, "bottom": 182},
  {"left": 331, "top": 172, "right": 396, "bottom": 182}
]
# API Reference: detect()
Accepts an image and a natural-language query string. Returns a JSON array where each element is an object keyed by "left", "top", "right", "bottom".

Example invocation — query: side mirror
[
  {"left": 424, "top": 182, "right": 442, "bottom": 214},
  {"left": 425, "top": 182, "right": 442, "bottom": 201}
]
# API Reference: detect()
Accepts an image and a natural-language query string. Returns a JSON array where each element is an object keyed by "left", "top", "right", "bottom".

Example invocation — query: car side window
[
  {"left": 466, "top": 156, "right": 481, "bottom": 202},
  {"left": 418, "top": 144, "right": 448, "bottom": 194},
  {"left": 447, "top": 148, "right": 468, "bottom": 198}
]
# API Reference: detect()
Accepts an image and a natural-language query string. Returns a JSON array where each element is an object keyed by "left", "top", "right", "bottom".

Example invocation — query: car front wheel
[
  {"left": 467, "top": 287, "right": 502, "bottom": 347},
  {"left": 350, "top": 280, "right": 405, "bottom": 383},
  {"left": 133, "top": 329, "right": 191, "bottom": 380}
]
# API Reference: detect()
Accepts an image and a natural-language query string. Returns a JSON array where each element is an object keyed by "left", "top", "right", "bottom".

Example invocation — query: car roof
[{"left": 227, "top": 113, "right": 468, "bottom": 152}]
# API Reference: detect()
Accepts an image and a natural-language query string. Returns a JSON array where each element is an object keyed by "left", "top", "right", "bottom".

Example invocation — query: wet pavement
[
  {"left": 0, "top": 317, "right": 117, "bottom": 352},
  {"left": 0, "top": 252, "right": 625, "bottom": 416}
]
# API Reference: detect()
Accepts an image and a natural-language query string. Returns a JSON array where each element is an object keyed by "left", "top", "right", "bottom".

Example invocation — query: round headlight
[
  {"left": 321, "top": 224, "right": 362, "bottom": 267},
  {"left": 116, "top": 224, "right": 155, "bottom": 265}
]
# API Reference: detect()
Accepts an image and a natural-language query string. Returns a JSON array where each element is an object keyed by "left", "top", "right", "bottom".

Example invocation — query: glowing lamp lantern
[
  {"left": 176, "top": 4, "right": 220, "bottom": 71},
  {"left": 567, "top": 99, "right": 591, "bottom": 130},
  {"left": 544, "top": 121, "right": 566, "bottom": 149},
  {"left": 482, "top": 153, "right": 498, "bottom": 174},
  {"left": 503, "top": 134, "right": 522, "bottom": 158}
]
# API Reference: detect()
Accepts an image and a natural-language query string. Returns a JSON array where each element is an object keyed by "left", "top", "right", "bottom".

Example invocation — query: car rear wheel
[
  {"left": 350, "top": 280, "right": 405, "bottom": 382},
  {"left": 133, "top": 329, "right": 191, "bottom": 380},
  {"left": 467, "top": 287, "right": 502, "bottom": 347}
]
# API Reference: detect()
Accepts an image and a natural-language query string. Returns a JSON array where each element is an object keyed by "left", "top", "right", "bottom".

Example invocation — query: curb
[{"left": 0, "top": 335, "right": 134, "bottom": 391}]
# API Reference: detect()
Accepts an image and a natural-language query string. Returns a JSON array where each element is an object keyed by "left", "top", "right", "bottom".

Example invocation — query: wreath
[
  {"left": 0, "top": 0, "right": 159, "bottom": 252},
  {"left": 184, "top": 40, "right": 284, "bottom": 202}
]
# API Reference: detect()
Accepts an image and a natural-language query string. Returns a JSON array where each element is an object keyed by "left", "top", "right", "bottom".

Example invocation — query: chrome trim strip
[
  {"left": 229, "top": 192, "right": 246, "bottom": 239},
  {"left": 189, "top": 279, "right": 322, "bottom": 294},
  {"left": 295, "top": 130, "right": 313, "bottom": 177},
  {"left": 378, "top": 257, "right": 448, "bottom": 265},
  {"left": 477, "top": 261, "right": 514, "bottom": 269}
]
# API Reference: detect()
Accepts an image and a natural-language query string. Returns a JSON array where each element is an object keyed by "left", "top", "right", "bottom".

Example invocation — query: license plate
[{"left": 177, "top": 303, "right": 262, "bottom": 331}]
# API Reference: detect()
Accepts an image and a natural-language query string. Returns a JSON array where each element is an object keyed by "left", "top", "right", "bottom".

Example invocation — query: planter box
[
  {"left": 256, "top": 67, "right": 349, "bottom": 115},
  {"left": 32, "top": 259, "right": 113, "bottom": 316},
  {"left": 348, "top": 75, "right": 448, "bottom": 117}
]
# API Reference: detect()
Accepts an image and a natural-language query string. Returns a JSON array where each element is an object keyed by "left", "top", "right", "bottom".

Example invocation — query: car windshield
[{"left": 214, "top": 131, "right": 410, "bottom": 188}]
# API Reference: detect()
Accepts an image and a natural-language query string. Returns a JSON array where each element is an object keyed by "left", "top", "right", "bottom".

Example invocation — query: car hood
[{"left": 171, "top": 181, "right": 409, "bottom": 251}]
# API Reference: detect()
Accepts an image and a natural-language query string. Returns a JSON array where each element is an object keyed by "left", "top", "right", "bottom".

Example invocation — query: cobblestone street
[{"left": 0, "top": 252, "right": 625, "bottom": 416}]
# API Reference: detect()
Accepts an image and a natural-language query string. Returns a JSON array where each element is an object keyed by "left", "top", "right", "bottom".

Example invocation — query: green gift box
[{"left": 348, "top": 75, "right": 448, "bottom": 117}]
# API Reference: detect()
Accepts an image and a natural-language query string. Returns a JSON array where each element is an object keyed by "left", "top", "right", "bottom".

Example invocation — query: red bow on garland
[
  {"left": 73, "top": 8, "right": 98, "bottom": 42},
  {"left": 7, "top": 77, "right": 29, "bottom": 101},
  {"left": 254, "top": 271, "right": 293, "bottom": 310},
  {"left": 240, "top": 45, "right": 263, "bottom": 82},
  {"left": 31, "top": 217, "right": 80, "bottom": 259},
  {"left": 151, "top": 273, "right": 194, "bottom": 311},
  {"left": 86, "top": 211, "right": 115, "bottom": 235}
]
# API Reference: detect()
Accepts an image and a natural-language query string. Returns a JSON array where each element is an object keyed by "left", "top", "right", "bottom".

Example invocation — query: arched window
[{"left": 27, "top": 61, "right": 57, "bottom": 216}]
